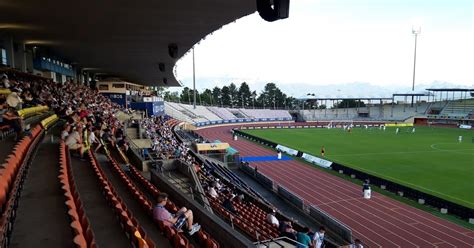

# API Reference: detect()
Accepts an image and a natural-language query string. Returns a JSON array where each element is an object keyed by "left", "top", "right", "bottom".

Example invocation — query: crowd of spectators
[{"left": 1, "top": 70, "right": 365, "bottom": 247}]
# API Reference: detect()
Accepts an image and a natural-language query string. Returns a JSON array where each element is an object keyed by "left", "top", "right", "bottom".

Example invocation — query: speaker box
[
  {"left": 257, "top": 0, "right": 290, "bottom": 22},
  {"left": 158, "top": 62, "right": 165, "bottom": 72},
  {"left": 168, "top": 43, "right": 178, "bottom": 58}
]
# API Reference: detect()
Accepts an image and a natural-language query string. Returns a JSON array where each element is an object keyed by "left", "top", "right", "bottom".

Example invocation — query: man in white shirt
[
  {"left": 65, "top": 127, "right": 85, "bottom": 159},
  {"left": 266, "top": 210, "right": 279, "bottom": 228},
  {"left": 208, "top": 184, "right": 218, "bottom": 198},
  {"left": 313, "top": 226, "right": 326, "bottom": 248}
]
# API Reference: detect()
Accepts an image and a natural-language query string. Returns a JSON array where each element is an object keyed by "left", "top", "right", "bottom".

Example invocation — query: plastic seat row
[
  {"left": 17, "top": 105, "right": 49, "bottom": 119},
  {"left": 124, "top": 156, "right": 219, "bottom": 248},
  {"left": 106, "top": 154, "right": 193, "bottom": 248},
  {"left": 87, "top": 151, "right": 155, "bottom": 248},
  {"left": 207, "top": 196, "right": 277, "bottom": 241},
  {"left": 59, "top": 142, "right": 96, "bottom": 248},
  {"left": 0, "top": 125, "right": 43, "bottom": 247}
]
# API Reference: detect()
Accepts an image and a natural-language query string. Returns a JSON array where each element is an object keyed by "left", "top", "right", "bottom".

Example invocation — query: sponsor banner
[
  {"left": 385, "top": 123, "right": 414, "bottom": 127},
  {"left": 196, "top": 142, "right": 230, "bottom": 152},
  {"left": 276, "top": 144, "right": 298, "bottom": 156},
  {"left": 302, "top": 153, "right": 332, "bottom": 168},
  {"left": 459, "top": 124, "right": 472, "bottom": 129}
]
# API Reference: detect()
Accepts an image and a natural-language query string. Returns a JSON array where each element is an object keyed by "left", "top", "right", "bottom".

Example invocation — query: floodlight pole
[
  {"left": 193, "top": 47, "right": 196, "bottom": 109},
  {"left": 411, "top": 27, "right": 420, "bottom": 106}
]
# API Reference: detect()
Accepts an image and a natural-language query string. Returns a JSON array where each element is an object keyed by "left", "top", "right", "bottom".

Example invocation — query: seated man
[
  {"left": 153, "top": 193, "right": 201, "bottom": 235},
  {"left": 65, "top": 126, "right": 85, "bottom": 159},
  {"left": 266, "top": 209, "right": 279, "bottom": 228}
]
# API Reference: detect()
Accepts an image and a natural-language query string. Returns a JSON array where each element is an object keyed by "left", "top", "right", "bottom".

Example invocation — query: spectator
[
  {"left": 266, "top": 209, "right": 279, "bottom": 228},
  {"left": 296, "top": 227, "right": 314, "bottom": 248},
  {"left": 61, "top": 124, "right": 71, "bottom": 140},
  {"left": 65, "top": 126, "right": 85, "bottom": 159},
  {"left": 153, "top": 193, "right": 201, "bottom": 235},
  {"left": 222, "top": 194, "right": 238, "bottom": 215},
  {"left": 1, "top": 74, "right": 9, "bottom": 88},
  {"left": 349, "top": 239, "right": 363, "bottom": 248},
  {"left": 279, "top": 221, "right": 297, "bottom": 240},
  {"left": 2, "top": 107, "right": 24, "bottom": 140},
  {"left": 208, "top": 184, "right": 218, "bottom": 199},
  {"left": 313, "top": 226, "right": 326, "bottom": 248},
  {"left": 6, "top": 89, "right": 22, "bottom": 109},
  {"left": 88, "top": 126, "right": 102, "bottom": 153}
]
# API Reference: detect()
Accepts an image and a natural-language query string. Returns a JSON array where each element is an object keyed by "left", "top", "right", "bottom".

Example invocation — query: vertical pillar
[
  {"left": 5, "top": 36, "right": 15, "bottom": 67},
  {"left": 20, "top": 43, "right": 27, "bottom": 72}
]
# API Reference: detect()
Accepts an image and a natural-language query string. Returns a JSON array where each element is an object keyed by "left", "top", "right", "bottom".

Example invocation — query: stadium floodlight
[
  {"left": 411, "top": 26, "right": 421, "bottom": 92},
  {"left": 411, "top": 25, "right": 421, "bottom": 105}
]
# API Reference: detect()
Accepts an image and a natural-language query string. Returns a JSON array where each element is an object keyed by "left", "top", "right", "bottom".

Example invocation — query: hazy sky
[{"left": 176, "top": 0, "right": 473, "bottom": 92}]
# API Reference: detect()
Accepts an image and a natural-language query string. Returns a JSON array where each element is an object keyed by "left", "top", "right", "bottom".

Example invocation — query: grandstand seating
[
  {"left": 86, "top": 150, "right": 155, "bottom": 248},
  {"left": 0, "top": 125, "right": 43, "bottom": 247},
  {"left": 207, "top": 107, "right": 237, "bottom": 120},
  {"left": 240, "top": 109, "right": 292, "bottom": 119},
  {"left": 165, "top": 102, "right": 293, "bottom": 124},
  {"left": 122, "top": 154, "right": 220, "bottom": 248},
  {"left": 59, "top": 141, "right": 95, "bottom": 248},
  {"left": 441, "top": 98, "right": 474, "bottom": 116}
]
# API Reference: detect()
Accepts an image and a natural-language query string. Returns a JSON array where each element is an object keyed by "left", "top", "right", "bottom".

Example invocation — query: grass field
[{"left": 243, "top": 126, "right": 474, "bottom": 208}]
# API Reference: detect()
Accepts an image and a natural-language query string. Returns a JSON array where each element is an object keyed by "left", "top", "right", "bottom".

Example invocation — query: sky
[{"left": 175, "top": 0, "right": 473, "bottom": 97}]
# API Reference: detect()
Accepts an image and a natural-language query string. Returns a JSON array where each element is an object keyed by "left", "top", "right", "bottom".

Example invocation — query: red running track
[{"left": 197, "top": 125, "right": 474, "bottom": 248}]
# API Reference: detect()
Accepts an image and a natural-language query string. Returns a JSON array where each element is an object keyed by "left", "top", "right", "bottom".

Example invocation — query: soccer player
[
  {"left": 458, "top": 136, "right": 463, "bottom": 143},
  {"left": 383, "top": 125, "right": 386, "bottom": 131},
  {"left": 396, "top": 127, "right": 399, "bottom": 134},
  {"left": 321, "top": 146, "right": 325, "bottom": 157},
  {"left": 412, "top": 127, "right": 416, "bottom": 133}
]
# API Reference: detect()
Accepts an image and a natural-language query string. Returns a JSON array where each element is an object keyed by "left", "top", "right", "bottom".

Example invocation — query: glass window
[
  {"left": 1, "top": 48, "right": 7, "bottom": 65},
  {"left": 113, "top": 83, "right": 125, "bottom": 88},
  {"left": 98, "top": 84, "right": 109, "bottom": 90}
]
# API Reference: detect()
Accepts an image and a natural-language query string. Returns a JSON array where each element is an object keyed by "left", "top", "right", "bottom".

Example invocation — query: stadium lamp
[{"left": 411, "top": 25, "right": 421, "bottom": 105}]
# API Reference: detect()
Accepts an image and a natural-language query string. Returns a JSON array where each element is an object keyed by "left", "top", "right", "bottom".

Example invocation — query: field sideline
[{"left": 243, "top": 126, "right": 474, "bottom": 208}]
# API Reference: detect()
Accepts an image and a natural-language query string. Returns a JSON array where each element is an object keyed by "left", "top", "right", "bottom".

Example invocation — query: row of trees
[
  {"left": 160, "top": 82, "right": 366, "bottom": 110},
  {"left": 163, "top": 82, "right": 299, "bottom": 109}
]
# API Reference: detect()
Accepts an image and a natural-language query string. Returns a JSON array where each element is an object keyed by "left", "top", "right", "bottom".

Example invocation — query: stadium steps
[
  {"left": 8, "top": 133, "right": 75, "bottom": 248},
  {"left": 93, "top": 152, "right": 172, "bottom": 247},
  {"left": 165, "top": 172, "right": 193, "bottom": 197},
  {"left": 69, "top": 155, "right": 130, "bottom": 248}
]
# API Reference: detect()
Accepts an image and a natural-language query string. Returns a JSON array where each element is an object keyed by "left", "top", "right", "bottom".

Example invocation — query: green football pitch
[{"left": 243, "top": 126, "right": 474, "bottom": 208}]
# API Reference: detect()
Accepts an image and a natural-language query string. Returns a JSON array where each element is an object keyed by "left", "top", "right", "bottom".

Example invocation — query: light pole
[
  {"left": 192, "top": 47, "right": 196, "bottom": 109},
  {"left": 412, "top": 26, "right": 421, "bottom": 105}
]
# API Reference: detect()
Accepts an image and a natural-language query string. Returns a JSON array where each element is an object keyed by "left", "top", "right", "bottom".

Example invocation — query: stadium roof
[
  {"left": 0, "top": 0, "right": 256, "bottom": 86},
  {"left": 426, "top": 88, "right": 474, "bottom": 92},
  {"left": 392, "top": 93, "right": 430, "bottom": 97}
]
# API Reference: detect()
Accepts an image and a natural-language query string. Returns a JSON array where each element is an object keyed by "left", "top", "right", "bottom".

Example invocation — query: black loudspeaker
[
  {"left": 257, "top": 0, "right": 290, "bottom": 22},
  {"left": 168, "top": 43, "right": 178, "bottom": 58},
  {"left": 158, "top": 62, "right": 165, "bottom": 72}
]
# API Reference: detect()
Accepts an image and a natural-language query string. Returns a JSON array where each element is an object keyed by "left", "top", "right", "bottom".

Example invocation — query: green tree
[
  {"left": 180, "top": 87, "right": 191, "bottom": 104},
  {"left": 212, "top": 87, "right": 221, "bottom": 107},
  {"left": 336, "top": 99, "right": 366, "bottom": 108},
  {"left": 221, "top": 86, "right": 231, "bottom": 107},
  {"left": 164, "top": 90, "right": 180, "bottom": 102},
  {"left": 200, "top": 89, "right": 213, "bottom": 106},
  {"left": 238, "top": 82, "right": 252, "bottom": 108},
  {"left": 228, "top": 83, "right": 238, "bottom": 107}
]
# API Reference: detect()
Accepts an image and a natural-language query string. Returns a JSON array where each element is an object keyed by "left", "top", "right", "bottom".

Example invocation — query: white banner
[
  {"left": 276, "top": 144, "right": 299, "bottom": 156},
  {"left": 459, "top": 124, "right": 472, "bottom": 129},
  {"left": 302, "top": 153, "right": 333, "bottom": 168}
]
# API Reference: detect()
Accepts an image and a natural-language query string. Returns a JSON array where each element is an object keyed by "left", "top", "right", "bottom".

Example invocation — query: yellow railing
[
  {"left": 17, "top": 105, "right": 49, "bottom": 118},
  {"left": 40, "top": 114, "right": 59, "bottom": 129}
]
